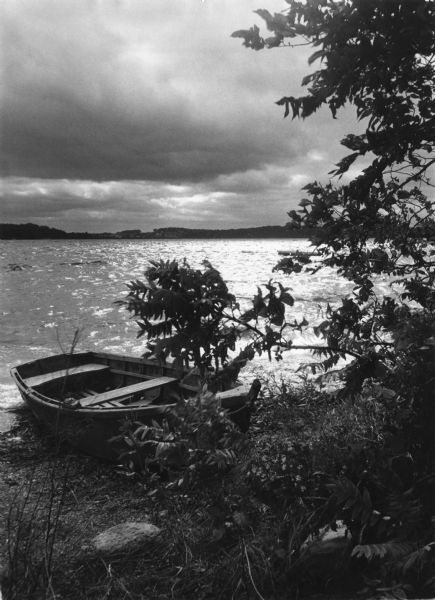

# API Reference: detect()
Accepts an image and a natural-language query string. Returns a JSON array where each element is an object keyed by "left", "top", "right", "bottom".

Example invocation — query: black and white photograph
[{"left": 1, "top": 1, "right": 435, "bottom": 598}]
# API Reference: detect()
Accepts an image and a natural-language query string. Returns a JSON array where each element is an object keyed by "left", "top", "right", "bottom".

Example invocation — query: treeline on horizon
[{"left": 0, "top": 222, "right": 315, "bottom": 240}]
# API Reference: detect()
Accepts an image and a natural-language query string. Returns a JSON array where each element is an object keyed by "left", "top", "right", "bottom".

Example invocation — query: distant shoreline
[{"left": 0, "top": 223, "right": 314, "bottom": 240}]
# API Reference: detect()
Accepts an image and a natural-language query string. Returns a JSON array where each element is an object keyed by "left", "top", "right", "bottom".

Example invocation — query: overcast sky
[{"left": 1, "top": 0, "right": 360, "bottom": 233}]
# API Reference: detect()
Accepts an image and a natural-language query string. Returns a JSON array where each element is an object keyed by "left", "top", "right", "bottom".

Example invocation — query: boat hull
[
  {"left": 11, "top": 351, "right": 258, "bottom": 460},
  {"left": 14, "top": 384, "right": 175, "bottom": 460}
]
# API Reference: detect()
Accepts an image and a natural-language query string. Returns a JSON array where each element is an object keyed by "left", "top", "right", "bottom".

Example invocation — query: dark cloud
[
  {"left": 0, "top": 0, "right": 361, "bottom": 231},
  {"left": 2, "top": 0, "right": 301, "bottom": 181}
]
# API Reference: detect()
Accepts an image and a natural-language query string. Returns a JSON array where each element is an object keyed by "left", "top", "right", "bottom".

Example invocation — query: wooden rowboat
[{"left": 10, "top": 351, "right": 260, "bottom": 460}]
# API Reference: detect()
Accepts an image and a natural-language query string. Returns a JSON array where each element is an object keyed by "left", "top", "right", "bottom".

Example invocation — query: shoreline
[
  {"left": 1, "top": 223, "right": 315, "bottom": 241},
  {"left": 0, "top": 409, "right": 19, "bottom": 434}
]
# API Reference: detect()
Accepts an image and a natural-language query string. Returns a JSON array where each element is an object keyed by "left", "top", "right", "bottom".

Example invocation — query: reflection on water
[{"left": 0, "top": 238, "right": 354, "bottom": 409}]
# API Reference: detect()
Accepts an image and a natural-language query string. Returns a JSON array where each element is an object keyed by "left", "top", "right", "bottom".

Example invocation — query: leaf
[
  {"left": 331, "top": 152, "right": 359, "bottom": 176},
  {"left": 352, "top": 543, "right": 387, "bottom": 560},
  {"left": 402, "top": 544, "right": 433, "bottom": 573},
  {"left": 281, "top": 292, "right": 294, "bottom": 306},
  {"left": 308, "top": 49, "right": 326, "bottom": 65},
  {"left": 301, "top": 72, "right": 317, "bottom": 87},
  {"left": 231, "top": 25, "right": 265, "bottom": 50},
  {"left": 352, "top": 541, "right": 414, "bottom": 562},
  {"left": 254, "top": 9, "right": 274, "bottom": 29},
  {"left": 276, "top": 96, "right": 291, "bottom": 118}
]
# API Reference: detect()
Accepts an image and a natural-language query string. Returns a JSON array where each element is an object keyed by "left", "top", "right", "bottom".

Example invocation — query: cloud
[
  {"left": 1, "top": 0, "right": 362, "bottom": 230},
  {"left": 0, "top": 156, "right": 327, "bottom": 232},
  {"left": 2, "top": 0, "right": 305, "bottom": 181}
]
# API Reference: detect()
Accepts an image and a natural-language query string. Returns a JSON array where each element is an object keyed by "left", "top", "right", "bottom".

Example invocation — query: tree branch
[
  {"left": 222, "top": 311, "right": 362, "bottom": 359},
  {"left": 400, "top": 158, "right": 435, "bottom": 188}
]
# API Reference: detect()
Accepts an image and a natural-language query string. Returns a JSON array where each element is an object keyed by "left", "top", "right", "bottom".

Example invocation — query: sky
[{"left": 1, "top": 0, "right": 360, "bottom": 233}]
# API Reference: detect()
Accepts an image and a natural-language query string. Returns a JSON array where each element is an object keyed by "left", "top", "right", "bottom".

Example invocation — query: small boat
[
  {"left": 277, "top": 249, "right": 321, "bottom": 257},
  {"left": 11, "top": 351, "right": 260, "bottom": 460}
]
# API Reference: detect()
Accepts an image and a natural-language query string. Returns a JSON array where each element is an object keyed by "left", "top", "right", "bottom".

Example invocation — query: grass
[{"left": 0, "top": 378, "right": 433, "bottom": 599}]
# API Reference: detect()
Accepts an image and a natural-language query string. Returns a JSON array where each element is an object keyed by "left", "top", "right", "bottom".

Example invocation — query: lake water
[{"left": 0, "top": 238, "right": 354, "bottom": 417}]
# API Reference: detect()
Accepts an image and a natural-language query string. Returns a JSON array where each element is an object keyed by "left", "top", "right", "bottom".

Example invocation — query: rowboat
[
  {"left": 10, "top": 351, "right": 260, "bottom": 460},
  {"left": 277, "top": 249, "right": 321, "bottom": 257}
]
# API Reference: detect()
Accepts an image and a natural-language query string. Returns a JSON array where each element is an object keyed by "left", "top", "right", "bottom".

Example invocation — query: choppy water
[{"left": 0, "top": 238, "right": 354, "bottom": 413}]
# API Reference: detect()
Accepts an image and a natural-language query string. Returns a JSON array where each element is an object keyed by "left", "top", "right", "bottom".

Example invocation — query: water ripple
[{"left": 0, "top": 238, "right": 353, "bottom": 407}]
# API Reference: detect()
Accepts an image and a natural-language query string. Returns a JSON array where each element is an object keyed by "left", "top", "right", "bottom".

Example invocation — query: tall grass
[{"left": 4, "top": 461, "right": 69, "bottom": 599}]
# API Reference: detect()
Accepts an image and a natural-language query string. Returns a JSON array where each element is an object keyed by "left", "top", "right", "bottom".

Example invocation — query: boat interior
[{"left": 15, "top": 352, "right": 195, "bottom": 410}]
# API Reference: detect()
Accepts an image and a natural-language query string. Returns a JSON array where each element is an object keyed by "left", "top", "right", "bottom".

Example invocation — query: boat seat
[
  {"left": 214, "top": 384, "right": 249, "bottom": 402},
  {"left": 100, "top": 397, "right": 155, "bottom": 409},
  {"left": 80, "top": 376, "right": 178, "bottom": 407},
  {"left": 24, "top": 363, "right": 110, "bottom": 388}
]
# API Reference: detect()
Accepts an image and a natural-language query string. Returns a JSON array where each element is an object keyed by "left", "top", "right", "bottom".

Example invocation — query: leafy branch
[{"left": 119, "top": 259, "right": 365, "bottom": 389}]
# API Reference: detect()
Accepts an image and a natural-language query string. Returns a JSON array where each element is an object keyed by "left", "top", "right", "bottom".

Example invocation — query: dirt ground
[{"left": 0, "top": 406, "right": 166, "bottom": 599}]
